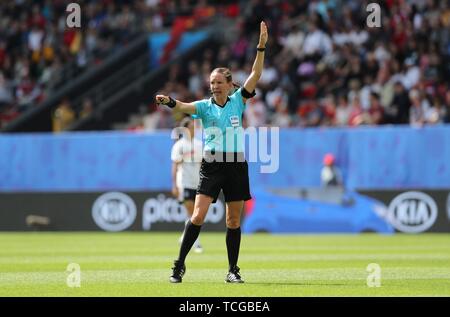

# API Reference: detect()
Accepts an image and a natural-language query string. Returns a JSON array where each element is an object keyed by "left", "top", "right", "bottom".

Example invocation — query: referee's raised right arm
[{"left": 155, "top": 95, "right": 196, "bottom": 115}]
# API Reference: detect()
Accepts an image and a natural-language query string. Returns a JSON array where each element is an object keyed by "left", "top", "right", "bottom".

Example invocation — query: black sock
[
  {"left": 177, "top": 220, "right": 202, "bottom": 264},
  {"left": 226, "top": 227, "right": 241, "bottom": 271}
]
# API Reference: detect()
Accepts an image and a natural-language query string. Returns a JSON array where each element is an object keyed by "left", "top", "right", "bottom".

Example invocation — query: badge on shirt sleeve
[{"left": 229, "top": 115, "right": 240, "bottom": 127}]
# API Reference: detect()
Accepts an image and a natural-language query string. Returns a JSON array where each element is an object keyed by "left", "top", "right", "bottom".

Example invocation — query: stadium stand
[
  {"left": 1, "top": 0, "right": 449, "bottom": 132},
  {"left": 139, "top": 0, "right": 449, "bottom": 130}
]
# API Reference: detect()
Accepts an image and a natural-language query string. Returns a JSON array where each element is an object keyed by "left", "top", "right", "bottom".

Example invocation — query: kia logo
[
  {"left": 387, "top": 191, "right": 437, "bottom": 233},
  {"left": 92, "top": 192, "right": 137, "bottom": 231}
]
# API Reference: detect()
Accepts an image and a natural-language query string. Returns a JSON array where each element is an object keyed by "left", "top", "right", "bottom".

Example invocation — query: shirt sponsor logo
[{"left": 229, "top": 115, "right": 240, "bottom": 127}]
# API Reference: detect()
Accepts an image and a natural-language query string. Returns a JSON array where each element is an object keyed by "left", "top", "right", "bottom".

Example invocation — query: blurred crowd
[
  {"left": 2, "top": 0, "right": 450, "bottom": 130},
  {"left": 0, "top": 0, "right": 149, "bottom": 128},
  {"left": 143, "top": 0, "right": 450, "bottom": 130},
  {"left": 0, "top": 0, "right": 236, "bottom": 129}
]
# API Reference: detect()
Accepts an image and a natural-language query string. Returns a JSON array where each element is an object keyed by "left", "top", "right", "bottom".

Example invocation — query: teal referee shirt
[{"left": 194, "top": 88, "right": 246, "bottom": 153}]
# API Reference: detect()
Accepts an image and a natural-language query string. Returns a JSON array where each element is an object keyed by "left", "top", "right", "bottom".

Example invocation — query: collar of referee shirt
[{"left": 210, "top": 96, "right": 231, "bottom": 108}]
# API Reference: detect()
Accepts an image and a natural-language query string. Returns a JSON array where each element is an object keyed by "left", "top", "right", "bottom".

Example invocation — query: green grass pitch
[{"left": 0, "top": 232, "right": 449, "bottom": 296}]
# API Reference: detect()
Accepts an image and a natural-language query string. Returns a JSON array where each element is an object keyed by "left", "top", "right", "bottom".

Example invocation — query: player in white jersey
[{"left": 171, "top": 116, "right": 204, "bottom": 253}]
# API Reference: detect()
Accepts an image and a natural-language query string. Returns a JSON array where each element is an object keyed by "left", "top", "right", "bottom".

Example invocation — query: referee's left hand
[{"left": 155, "top": 95, "right": 169, "bottom": 105}]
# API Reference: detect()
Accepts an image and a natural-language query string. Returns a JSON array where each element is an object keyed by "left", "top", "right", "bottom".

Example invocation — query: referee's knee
[
  {"left": 226, "top": 219, "right": 241, "bottom": 228},
  {"left": 190, "top": 214, "right": 205, "bottom": 226}
]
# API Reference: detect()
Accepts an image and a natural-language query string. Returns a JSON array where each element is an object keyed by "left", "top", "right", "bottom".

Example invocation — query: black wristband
[
  {"left": 257, "top": 47, "right": 265, "bottom": 52},
  {"left": 167, "top": 97, "right": 176, "bottom": 108}
]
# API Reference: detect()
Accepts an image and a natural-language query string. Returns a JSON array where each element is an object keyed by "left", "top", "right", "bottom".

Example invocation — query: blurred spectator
[
  {"left": 186, "top": 61, "right": 201, "bottom": 94},
  {"left": 368, "top": 92, "right": 385, "bottom": 125},
  {"left": 52, "top": 98, "right": 75, "bottom": 132},
  {"left": 0, "top": 72, "right": 13, "bottom": 108},
  {"left": 271, "top": 103, "right": 291, "bottom": 127},
  {"left": 444, "top": 91, "right": 450, "bottom": 124},
  {"left": 244, "top": 89, "right": 266, "bottom": 127},
  {"left": 15, "top": 75, "right": 43, "bottom": 112},
  {"left": 143, "top": 105, "right": 175, "bottom": 130},
  {"left": 0, "top": 104, "right": 19, "bottom": 129},
  {"left": 348, "top": 96, "right": 367, "bottom": 126},
  {"left": 321, "top": 153, "right": 343, "bottom": 187},
  {"left": 299, "top": 99, "right": 324, "bottom": 127},
  {"left": 231, "top": 30, "right": 250, "bottom": 64},
  {"left": 321, "top": 94, "right": 337, "bottom": 126},
  {"left": 426, "top": 95, "right": 446, "bottom": 124},
  {"left": 387, "top": 81, "right": 410, "bottom": 124},
  {"left": 401, "top": 57, "right": 421, "bottom": 90},
  {"left": 409, "top": 89, "right": 429, "bottom": 126},
  {"left": 302, "top": 21, "right": 332, "bottom": 58},
  {"left": 335, "top": 94, "right": 351, "bottom": 126},
  {"left": 79, "top": 98, "right": 93, "bottom": 119},
  {"left": 278, "top": 23, "right": 304, "bottom": 60}
]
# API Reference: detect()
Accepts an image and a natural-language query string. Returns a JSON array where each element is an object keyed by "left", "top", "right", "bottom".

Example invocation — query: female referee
[{"left": 156, "top": 21, "right": 268, "bottom": 284}]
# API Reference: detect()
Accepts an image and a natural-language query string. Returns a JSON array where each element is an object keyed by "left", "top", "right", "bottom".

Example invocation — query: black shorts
[
  {"left": 197, "top": 154, "right": 251, "bottom": 203},
  {"left": 178, "top": 188, "right": 196, "bottom": 203}
]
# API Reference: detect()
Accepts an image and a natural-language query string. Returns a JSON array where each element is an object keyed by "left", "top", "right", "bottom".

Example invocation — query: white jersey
[{"left": 171, "top": 137, "right": 203, "bottom": 190}]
